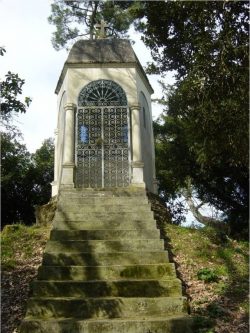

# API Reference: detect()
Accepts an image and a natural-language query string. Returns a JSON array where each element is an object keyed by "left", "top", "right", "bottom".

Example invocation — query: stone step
[
  {"left": 58, "top": 197, "right": 149, "bottom": 205},
  {"left": 43, "top": 251, "right": 169, "bottom": 266},
  {"left": 20, "top": 315, "right": 193, "bottom": 333},
  {"left": 58, "top": 188, "right": 147, "bottom": 198},
  {"left": 25, "top": 296, "right": 188, "bottom": 319},
  {"left": 37, "top": 263, "right": 177, "bottom": 281},
  {"left": 54, "top": 211, "right": 154, "bottom": 221},
  {"left": 32, "top": 279, "right": 182, "bottom": 298},
  {"left": 45, "top": 239, "right": 164, "bottom": 253},
  {"left": 53, "top": 219, "right": 156, "bottom": 230},
  {"left": 57, "top": 203, "right": 151, "bottom": 212},
  {"left": 50, "top": 229, "right": 160, "bottom": 241}
]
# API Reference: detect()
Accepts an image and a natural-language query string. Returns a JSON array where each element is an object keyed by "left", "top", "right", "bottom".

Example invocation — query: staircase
[{"left": 20, "top": 187, "right": 193, "bottom": 333}]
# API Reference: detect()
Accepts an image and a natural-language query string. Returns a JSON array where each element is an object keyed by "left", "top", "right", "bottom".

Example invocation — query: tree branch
[{"left": 183, "top": 180, "right": 222, "bottom": 227}]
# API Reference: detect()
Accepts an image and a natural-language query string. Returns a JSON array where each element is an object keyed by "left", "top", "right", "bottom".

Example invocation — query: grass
[
  {"left": 1, "top": 223, "right": 51, "bottom": 333},
  {"left": 1, "top": 224, "right": 51, "bottom": 270},
  {"left": 162, "top": 224, "right": 249, "bottom": 333}
]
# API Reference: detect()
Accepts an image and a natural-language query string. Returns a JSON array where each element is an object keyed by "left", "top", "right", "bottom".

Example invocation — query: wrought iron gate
[{"left": 76, "top": 106, "right": 130, "bottom": 188}]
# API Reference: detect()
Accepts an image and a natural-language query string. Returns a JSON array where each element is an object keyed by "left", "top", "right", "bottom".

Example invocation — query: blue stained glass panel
[
  {"left": 122, "top": 125, "right": 128, "bottom": 143},
  {"left": 80, "top": 125, "right": 89, "bottom": 143}
]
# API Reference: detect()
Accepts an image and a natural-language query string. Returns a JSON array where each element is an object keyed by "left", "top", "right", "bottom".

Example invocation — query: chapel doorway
[{"left": 76, "top": 80, "right": 130, "bottom": 188}]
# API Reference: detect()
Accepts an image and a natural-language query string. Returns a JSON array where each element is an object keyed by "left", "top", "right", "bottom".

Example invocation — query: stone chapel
[
  {"left": 51, "top": 38, "right": 157, "bottom": 195},
  {"left": 19, "top": 33, "right": 192, "bottom": 333}
]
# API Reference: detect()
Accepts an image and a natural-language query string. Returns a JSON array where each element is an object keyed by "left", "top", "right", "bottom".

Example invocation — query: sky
[{"left": 0, "top": 0, "right": 174, "bottom": 153}]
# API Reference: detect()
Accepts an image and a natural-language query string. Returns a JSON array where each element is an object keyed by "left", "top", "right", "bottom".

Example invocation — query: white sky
[{"left": 0, "top": 0, "right": 175, "bottom": 153}]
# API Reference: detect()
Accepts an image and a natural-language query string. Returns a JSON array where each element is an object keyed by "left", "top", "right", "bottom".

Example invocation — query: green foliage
[
  {"left": 31, "top": 138, "right": 55, "bottom": 205},
  {"left": 137, "top": 1, "right": 249, "bottom": 78},
  {"left": 138, "top": 2, "right": 249, "bottom": 238},
  {"left": 1, "top": 132, "right": 34, "bottom": 226},
  {"left": 192, "top": 316, "right": 214, "bottom": 332},
  {"left": 206, "top": 304, "right": 225, "bottom": 318},
  {"left": 1, "top": 47, "right": 53, "bottom": 228},
  {"left": 1, "top": 134, "right": 54, "bottom": 227},
  {"left": 1, "top": 71, "right": 32, "bottom": 116},
  {"left": 0, "top": 47, "right": 32, "bottom": 130},
  {"left": 197, "top": 268, "right": 219, "bottom": 283},
  {"left": 48, "top": 0, "right": 141, "bottom": 50}
]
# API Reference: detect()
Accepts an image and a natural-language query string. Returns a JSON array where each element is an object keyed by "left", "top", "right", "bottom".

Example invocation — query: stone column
[
  {"left": 130, "top": 104, "right": 145, "bottom": 187},
  {"left": 61, "top": 103, "right": 76, "bottom": 188},
  {"left": 51, "top": 128, "right": 59, "bottom": 196}
]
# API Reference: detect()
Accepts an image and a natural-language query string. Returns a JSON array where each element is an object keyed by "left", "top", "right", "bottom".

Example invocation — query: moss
[{"left": 1, "top": 224, "right": 50, "bottom": 270}]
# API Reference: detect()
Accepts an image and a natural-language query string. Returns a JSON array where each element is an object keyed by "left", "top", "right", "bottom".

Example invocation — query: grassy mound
[
  {"left": 164, "top": 224, "right": 249, "bottom": 333},
  {"left": 1, "top": 224, "right": 51, "bottom": 333}
]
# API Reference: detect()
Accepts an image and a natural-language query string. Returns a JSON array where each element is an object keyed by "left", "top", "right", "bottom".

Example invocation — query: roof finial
[{"left": 94, "top": 19, "right": 109, "bottom": 39}]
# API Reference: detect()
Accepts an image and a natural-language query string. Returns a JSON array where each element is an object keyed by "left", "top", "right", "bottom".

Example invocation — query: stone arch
[{"left": 78, "top": 79, "right": 127, "bottom": 107}]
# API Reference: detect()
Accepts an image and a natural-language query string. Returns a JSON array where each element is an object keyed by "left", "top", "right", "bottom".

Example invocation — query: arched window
[{"left": 78, "top": 79, "right": 127, "bottom": 106}]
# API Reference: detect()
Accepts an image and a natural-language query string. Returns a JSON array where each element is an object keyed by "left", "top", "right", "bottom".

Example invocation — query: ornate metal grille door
[{"left": 76, "top": 106, "right": 130, "bottom": 188}]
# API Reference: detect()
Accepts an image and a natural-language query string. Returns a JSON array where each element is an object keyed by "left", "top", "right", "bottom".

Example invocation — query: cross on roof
[{"left": 95, "top": 19, "right": 109, "bottom": 39}]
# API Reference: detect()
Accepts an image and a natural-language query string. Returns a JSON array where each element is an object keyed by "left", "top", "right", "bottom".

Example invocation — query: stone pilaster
[
  {"left": 61, "top": 103, "right": 76, "bottom": 188},
  {"left": 130, "top": 104, "right": 145, "bottom": 187},
  {"left": 51, "top": 128, "right": 59, "bottom": 196}
]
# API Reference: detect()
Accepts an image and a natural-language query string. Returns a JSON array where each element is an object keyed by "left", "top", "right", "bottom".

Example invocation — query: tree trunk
[
  {"left": 183, "top": 179, "right": 222, "bottom": 228},
  {"left": 89, "top": 2, "right": 99, "bottom": 40}
]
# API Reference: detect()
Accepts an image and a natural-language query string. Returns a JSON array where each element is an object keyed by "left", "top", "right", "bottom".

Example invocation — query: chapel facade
[{"left": 51, "top": 38, "right": 157, "bottom": 195}]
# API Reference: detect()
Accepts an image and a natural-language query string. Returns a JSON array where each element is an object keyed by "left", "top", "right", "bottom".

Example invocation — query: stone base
[
  {"left": 131, "top": 161, "right": 145, "bottom": 185},
  {"left": 61, "top": 163, "right": 75, "bottom": 188},
  {"left": 51, "top": 181, "right": 58, "bottom": 197}
]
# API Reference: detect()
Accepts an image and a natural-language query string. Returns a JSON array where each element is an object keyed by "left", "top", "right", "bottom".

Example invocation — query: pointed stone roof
[
  {"left": 55, "top": 39, "right": 153, "bottom": 94},
  {"left": 67, "top": 39, "right": 137, "bottom": 64}
]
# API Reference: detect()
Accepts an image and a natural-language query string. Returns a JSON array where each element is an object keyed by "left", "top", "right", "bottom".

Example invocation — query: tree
[
  {"left": 48, "top": 0, "right": 142, "bottom": 50},
  {"left": 1, "top": 136, "right": 54, "bottom": 228},
  {"left": 0, "top": 47, "right": 32, "bottom": 130},
  {"left": 1, "top": 132, "right": 34, "bottom": 226},
  {"left": 31, "top": 138, "right": 54, "bottom": 206},
  {"left": 140, "top": 1, "right": 249, "bottom": 238},
  {"left": 1, "top": 48, "right": 54, "bottom": 227}
]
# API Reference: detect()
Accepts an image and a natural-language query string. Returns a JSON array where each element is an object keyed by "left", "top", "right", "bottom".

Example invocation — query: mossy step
[
  {"left": 19, "top": 316, "right": 193, "bottom": 333},
  {"left": 43, "top": 251, "right": 169, "bottom": 266},
  {"left": 32, "top": 279, "right": 182, "bottom": 298},
  {"left": 25, "top": 296, "right": 188, "bottom": 319},
  {"left": 55, "top": 211, "right": 154, "bottom": 221},
  {"left": 53, "top": 219, "right": 156, "bottom": 230},
  {"left": 45, "top": 239, "right": 164, "bottom": 253},
  {"left": 58, "top": 188, "right": 147, "bottom": 198},
  {"left": 37, "top": 263, "right": 177, "bottom": 281},
  {"left": 57, "top": 204, "right": 151, "bottom": 213},
  {"left": 58, "top": 197, "right": 149, "bottom": 205},
  {"left": 50, "top": 229, "right": 160, "bottom": 241}
]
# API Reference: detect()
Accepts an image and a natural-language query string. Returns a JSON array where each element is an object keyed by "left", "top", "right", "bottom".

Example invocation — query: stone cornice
[{"left": 55, "top": 62, "right": 154, "bottom": 96}]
